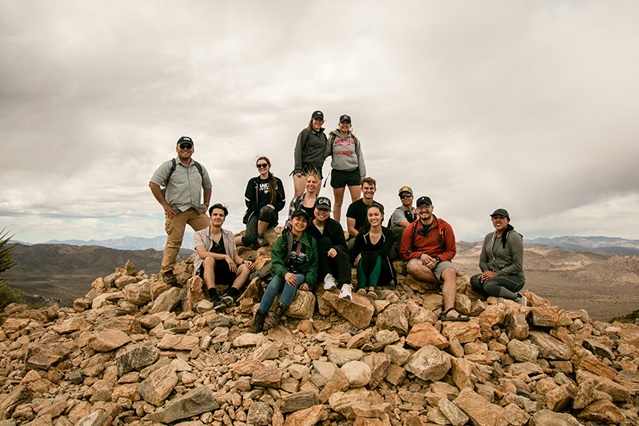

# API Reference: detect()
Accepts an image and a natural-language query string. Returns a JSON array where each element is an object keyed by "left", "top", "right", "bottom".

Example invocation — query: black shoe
[
  {"left": 247, "top": 310, "right": 268, "bottom": 333},
  {"left": 265, "top": 303, "right": 287, "bottom": 330},
  {"left": 163, "top": 271, "right": 178, "bottom": 286},
  {"left": 257, "top": 235, "right": 269, "bottom": 247}
]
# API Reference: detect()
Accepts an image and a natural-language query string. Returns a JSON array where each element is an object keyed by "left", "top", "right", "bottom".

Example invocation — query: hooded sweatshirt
[
  {"left": 294, "top": 127, "right": 328, "bottom": 172},
  {"left": 326, "top": 130, "right": 366, "bottom": 179}
]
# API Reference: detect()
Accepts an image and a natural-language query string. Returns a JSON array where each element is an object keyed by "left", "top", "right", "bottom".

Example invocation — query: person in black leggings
[{"left": 470, "top": 208, "right": 527, "bottom": 306}]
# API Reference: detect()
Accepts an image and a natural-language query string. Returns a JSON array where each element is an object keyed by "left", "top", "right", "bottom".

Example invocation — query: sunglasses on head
[
  {"left": 256, "top": 163, "right": 268, "bottom": 168},
  {"left": 179, "top": 143, "right": 193, "bottom": 149}
]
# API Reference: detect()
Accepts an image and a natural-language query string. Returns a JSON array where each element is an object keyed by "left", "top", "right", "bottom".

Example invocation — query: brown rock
[
  {"left": 149, "top": 286, "right": 182, "bottom": 314},
  {"left": 528, "top": 331, "right": 572, "bottom": 360},
  {"left": 342, "top": 360, "right": 372, "bottom": 388},
  {"left": 441, "top": 320, "right": 481, "bottom": 344},
  {"left": 576, "top": 369, "right": 630, "bottom": 402},
  {"left": 157, "top": 333, "right": 199, "bottom": 351},
  {"left": 546, "top": 384, "right": 576, "bottom": 412},
  {"left": 577, "top": 399, "right": 625, "bottom": 424},
  {"left": 363, "top": 352, "right": 390, "bottom": 389},
  {"left": 384, "top": 363, "right": 406, "bottom": 386},
  {"left": 322, "top": 291, "right": 374, "bottom": 329},
  {"left": 52, "top": 317, "right": 92, "bottom": 334},
  {"left": 507, "top": 339, "right": 539, "bottom": 363},
  {"left": 0, "top": 385, "right": 32, "bottom": 420},
  {"left": 530, "top": 306, "right": 559, "bottom": 327},
  {"left": 280, "top": 391, "right": 319, "bottom": 413},
  {"left": 139, "top": 364, "right": 178, "bottom": 406},
  {"left": 384, "top": 344, "right": 411, "bottom": 366},
  {"left": 375, "top": 304, "right": 410, "bottom": 335},
  {"left": 577, "top": 355, "right": 617, "bottom": 380},
  {"left": 327, "top": 347, "right": 364, "bottom": 366},
  {"left": 328, "top": 390, "right": 385, "bottom": 420},
  {"left": 283, "top": 405, "right": 326, "bottom": 426},
  {"left": 405, "top": 322, "right": 448, "bottom": 349},
  {"left": 286, "top": 290, "right": 316, "bottom": 319},
  {"left": 251, "top": 364, "right": 282, "bottom": 388},
  {"left": 405, "top": 345, "right": 451, "bottom": 382},
  {"left": 572, "top": 377, "right": 598, "bottom": 409},
  {"left": 506, "top": 312, "right": 529, "bottom": 340},
  {"left": 450, "top": 357, "right": 474, "bottom": 390},
  {"left": 438, "top": 396, "right": 469, "bottom": 426},
  {"left": 453, "top": 388, "right": 509, "bottom": 426},
  {"left": 318, "top": 369, "right": 350, "bottom": 403}
]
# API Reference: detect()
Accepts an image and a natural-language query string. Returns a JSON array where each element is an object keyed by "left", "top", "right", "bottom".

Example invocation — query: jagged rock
[
  {"left": 251, "top": 363, "right": 281, "bottom": 388},
  {"left": 122, "top": 279, "right": 151, "bottom": 305},
  {"left": 88, "top": 329, "right": 131, "bottom": 352},
  {"left": 318, "top": 369, "right": 350, "bottom": 403},
  {"left": 157, "top": 333, "right": 199, "bottom": 351},
  {"left": 115, "top": 343, "right": 160, "bottom": 376},
  {"left": 0, "top": 386, "right": 32, "bottom": 420},
  {"left": 138, "top": 364, "right": 178, "bottom": 406},
  {"left": 322, "top": 292, "right": 374, "bottom": 329},
  {"left": 75, "top": 410, "right": 108, "bottom": 426},
  {"left": 363, "top": 352, "right": 390, "bottom": 389},
  {"left": 577, "top": 355, "right": 617, "bottom": 379},
  {"left": 384, "top": 344, "right": 411, "bottom": 366},
  {"left": 438, "top": 396, "right": 469, "bottom": 426},
  {"left": 576, "top": 369, "right": 630, "bottom": 402},
  {"left": 528, "top": 331, "right": 572, "bottom": 360},
  {"left": 149, "top": 286, "right": 182, "bottom": 314},
  {"left": 405, "top": 322, "right": 447, "bottom": 349},
  {"left": 376, "top": 304, "right": 410, "bottom": 335},
  {"left": 342, "top": 360, "right": 372, "bottom": 388},
  {"left": 247, "top": 401, "right": 273, "bottom": 425},
  {"left": 51, "top": 317, "right": 91, "bottom": 334},
  {"left": 328, "top": 390, "right": 385, "bottom": 420},
  {"left": 405, "top": 345, "right": 451, "bottom": 382},
  {"left": 441, "top": 320, "right": 481, "bottom": 344},
  {"left": 546, "top": 384, "right": 576, "bottom": 411},
  {"left": 149, "top": 386, "right": 218, "bottom": 423},
  {"left": 507, "top": 339, "right": 539, "bottom": 362},
  {"left": 327, "top": 347, "right": 364, "bottom": 366},
  {"left": 283, "top": 405, "right": 325, "bottom": 426},
  {"left": 450, "top": 357, "right": 474, "bottom": 390},
  {"left": 453, "top": 388, "right": 509, "bottom": 426},
  {"left": 506, "top": 311, "right": 529, "bottom": 340},
  {"left": 280, "top": 391, "right": 319, "bottom": 413},
  {"left": 286, "top": 290, "right": 316, "bottom": 319},
  {"left": 530, "top": 409, "right": 582, "bottom": 425},
  {"left": 577, "top": 399, "right": 625, "bottom": 424},
  {"left": 572, "top": 377, "right": 598, "bottom": 409}
]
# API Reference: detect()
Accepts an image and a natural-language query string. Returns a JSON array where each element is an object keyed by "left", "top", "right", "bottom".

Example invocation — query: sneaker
[
  {"left": 212, "top": 298, "right": 227, "bottom": 311},
  {"left": 516, "top": 293, "right": 527, "bottom": 307},
  {"left": 221, "top": 295, "right": 234, "bottom": 308},
  {"left": 163, "top": 271, "right": 178, "bottom": 286},
  {"left": 257, "top": 236, "right": 269, "bottom": 247},
  {"left": 339, "top": 284, "right": 353, "bottom": 300},
  {"left": 367, "top": 290, "right": 379, "bottom": 300},
  {"left": 356, "top": 288, "right": 367, "bottom": 296},
  {"left": 323, "top": 274, "right": 338, "bottom": 290}
]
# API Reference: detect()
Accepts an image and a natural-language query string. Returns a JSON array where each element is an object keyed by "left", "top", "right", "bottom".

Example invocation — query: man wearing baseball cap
[
  {"left": 149, "top": 136, "right": 212, "bottom": 286},
  {"left": 389, "top": 186, "right": 418, "bottom": 259},
  {"left": 400, "top": 196, "right": 468, "bottom": 321},
  {"left": 305, "top": 197, "right": 353, "bottom": 299}
]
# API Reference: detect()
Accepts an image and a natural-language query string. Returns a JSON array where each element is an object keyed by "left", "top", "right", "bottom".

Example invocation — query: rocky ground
[{"left": 1, "top": 241, "right": 639, "bottom": 425}]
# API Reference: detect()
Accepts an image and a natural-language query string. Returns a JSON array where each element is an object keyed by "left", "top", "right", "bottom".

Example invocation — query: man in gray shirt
[
  {"left": 389, "top": 186, "right": 417, "bottom": 259},
  {"left": 149, "top": 136, "right": 212, "bottom": 285}
]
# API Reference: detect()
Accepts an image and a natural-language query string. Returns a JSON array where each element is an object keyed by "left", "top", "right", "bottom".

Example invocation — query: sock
[{"left": 208, "top": 287, "right": 219, "bottom": 301}]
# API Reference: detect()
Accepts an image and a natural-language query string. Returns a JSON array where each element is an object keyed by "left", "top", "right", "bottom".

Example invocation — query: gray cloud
[{"left": 1, "top": 1, "right": 639, "bottom": 244}]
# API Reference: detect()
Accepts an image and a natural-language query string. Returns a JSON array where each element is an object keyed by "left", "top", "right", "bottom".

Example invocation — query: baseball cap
[
  {"left": 177, "top": 136, "right": 194, "bottom": 145},
  {"left": 291, "top": 209, "right": 310, "bottom": 220},
  {"left": 398, "top": 186, "right": 413, "bottom": 196},
  {"left": 416, "top": 196, "right": 432, "bottom": 207},
  {"left": 312, "top": 110, "right": 324, "bottom": 120},
  {"left": 339, "top": 114, "right": 351, "bottom": 123},
  {"left": 490, "top": 208, "right": 510, "bottom": 219},
  {"left": 314, "top": 197, "right": 332, "bottom": 211}
]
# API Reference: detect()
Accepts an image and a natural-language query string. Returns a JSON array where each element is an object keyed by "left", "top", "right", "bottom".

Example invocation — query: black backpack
[{"left": 161, "top": 158, "right": 204, "bottom": 196}]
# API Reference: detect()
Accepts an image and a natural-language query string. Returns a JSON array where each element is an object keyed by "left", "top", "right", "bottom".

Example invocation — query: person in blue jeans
[{"left": 248, "top": 209, "right": 318, "bottom": 333}]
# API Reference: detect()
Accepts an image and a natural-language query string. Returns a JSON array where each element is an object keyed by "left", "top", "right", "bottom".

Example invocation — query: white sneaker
[
  {"left": 516, "top": 293, "right": 527, "bottom": 307},
  {"left": 339, "top": 284, "right": 353, "bottom": 300},
  {"left": 323, "top": 274, "right": 338, "bottom": 290}
]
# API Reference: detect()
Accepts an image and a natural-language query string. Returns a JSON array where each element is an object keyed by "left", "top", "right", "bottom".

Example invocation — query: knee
[
  {"left": 203, "top": 257, "right": 216, "bottom": 268},
  {"left": 470, "top": 275, "right": 482, "bottom": 291},
  {"left": 406, "top": 259, "right": 420, "bottom": 275},
  {"left": 482, "top": 280, "right": 500, "bottom": 296}
]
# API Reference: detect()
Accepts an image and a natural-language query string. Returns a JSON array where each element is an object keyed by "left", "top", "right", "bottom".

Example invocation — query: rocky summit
[{"left": 1, "top": 241, "right": 638, "bottom": 426}]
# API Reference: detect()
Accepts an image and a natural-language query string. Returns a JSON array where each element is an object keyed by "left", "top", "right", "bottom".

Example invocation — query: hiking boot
[
  {"left": 516, "top": 293, "right": 527, "bottom": 307},
  {"left": 212, "top": 297, "right": 227, "bottom": 311},
  {"left": 339, "top": 284, "right": 353, "bottom": 300},
  {"left": 163, "top": 271, "right": 178, "bottom": 286},
  {"left": 247, "top": 310, "right": 268, "bottom": 333},
  {"left": 265, "top": 303, "right": 287, "bottom": 330},
  {"left": 257, "top": 235, "right": 269, "bottom": 247},
  {"left": 323, "top": 273, "right": 338, "bottom": 290}
]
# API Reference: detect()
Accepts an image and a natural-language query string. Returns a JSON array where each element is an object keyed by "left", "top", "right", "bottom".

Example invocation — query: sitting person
[
  {"left": 400, "top": 196, "right": 468, "bottom": 321},
  {"left": 470, "top": 208, "right": 526, "bottom": 306},
  {"left": 305, "top": 197, "right": 353, "bottom": 299},
  {"left": 349, "top": 204, "right": 396, "bottom": 298},
  {"left": 236, "top": 156, "right": 286, "bottom": 248},
  {"left": 346, "top": 176, "right": 383, "bottom": 250},
  {"left": 194, "top": 204, "right": 255, "bottom": 310},
  {"left": 285, "top": 172, "right": 320, "bottom": 229},
  {"left": 248, "top": 209, "right": 318, "bottom": 333},
  {"left": 389, "top": 185, "right": 417, "bottom": 259}
]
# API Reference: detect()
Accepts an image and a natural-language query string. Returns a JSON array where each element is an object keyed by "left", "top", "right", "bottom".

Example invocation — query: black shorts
[
  {"left": 301, "top": 163, "right": 323, "bottom": 179},
  {"left": 198, "top": 260, "right": 236, "bottom": 285},
  {"left": 331, "top": 168, "right": 361, "bottom": 188}
]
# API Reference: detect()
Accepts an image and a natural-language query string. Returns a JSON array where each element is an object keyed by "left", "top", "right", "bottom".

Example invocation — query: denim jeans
[{"left": 258, "top": 273, "right": 305, "bottom": 312}]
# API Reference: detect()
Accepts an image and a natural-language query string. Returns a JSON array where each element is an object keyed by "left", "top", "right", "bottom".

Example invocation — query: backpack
[
  {"left": 161, "top": 158, "right": 204, "bottom": 196},
  {"left": 404, "top": 220, "right": 446, "bottom": 258}
]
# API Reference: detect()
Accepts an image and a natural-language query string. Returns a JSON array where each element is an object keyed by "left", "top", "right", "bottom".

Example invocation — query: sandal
[{"left": 440, "top": 307, "right": 470, "bottom": 322}]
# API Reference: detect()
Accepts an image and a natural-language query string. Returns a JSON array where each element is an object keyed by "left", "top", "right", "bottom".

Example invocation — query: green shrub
[{"left": 0, "top": 229, "right": 21, "bottom": 309}]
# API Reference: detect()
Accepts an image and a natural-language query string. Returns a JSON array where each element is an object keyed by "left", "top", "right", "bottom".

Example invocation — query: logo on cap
[{"left": 315, "top": 196, "right": 332, "bottom": 210}]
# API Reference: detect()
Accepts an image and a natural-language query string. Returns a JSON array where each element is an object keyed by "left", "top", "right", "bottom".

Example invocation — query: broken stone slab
[
  {"left": 149, "top": 287, "right": 182, "bottom": 314},
  {"left": 441, "top": 320, "right": 481, "bottom": 344},
  {"left": 506, "top": 312, "right": 529, "bottom": 340},
  {"left": 318, "top": 369, "right": 350, "bottom": 403},
  {"left": 375, "top": 304, "right": 410, "bottom": 335},
  {"left": 528, "top": 331, "right": 572, "bottom": 360},
  {"left": 247, "top": 401, "right": 273, "bottom": 426},
  {"left": 327, "top": 347, "right": 364, "bottom": 366},
  {"left": 453, "top": 388, "right": 509, "bottom": 426},
  {"left": 157, "top": 333, "right": 199, "bottom": 351},
  {"left": 405, "top": 322, "right": 448, "bottom": 349},
  {"left": 282, "top": 405, "right": 325, "bottom": 426},
  {"left": 139, "top": 364, "right": 178, "bottom": 406},
  {"left": 530, "top": 409, "right": 581, "bottom": 426},
  {"left": 507, "top": 339, "right": 539, "bottom": 363},
  {"left": 88, "top": 329, "right": 131, "bottom": 352},
  {"left": 285, "top": 290, "right": 316, "bottom": 319},
  {"left": 438, "top": 396, "right": 469, "bottom": 426},
  {"left": 279, "top": 390, "right": 319, "bottom": 413},
  {"left": 404, "top": 345, "right": 451, "bottom": 382},
  {"left": 576, "top": 399, "right": 625, "bottom": 424},
  {"left": 149, "top": 386, "right": 219, "bottom": 423},
  {"left": 115, "top": 343, "right": 160, "bottom": 376},
  {"left": 322, "top": 291, "right": 374, "bottom": 329}
]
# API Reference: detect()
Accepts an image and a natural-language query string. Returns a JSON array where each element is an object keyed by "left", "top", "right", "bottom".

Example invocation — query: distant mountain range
[{"left": 22, "top": 234, "right": 639, "bottom": 255}]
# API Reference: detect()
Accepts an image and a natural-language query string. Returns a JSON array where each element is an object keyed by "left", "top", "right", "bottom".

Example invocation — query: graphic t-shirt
[{"left": 257, "top": 178, "right": 271, "bottom": 207}]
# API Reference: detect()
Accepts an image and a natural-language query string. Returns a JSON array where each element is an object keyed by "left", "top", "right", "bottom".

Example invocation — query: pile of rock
[{"left": 1, "top": 247, "right": 638, "bottom": 425}]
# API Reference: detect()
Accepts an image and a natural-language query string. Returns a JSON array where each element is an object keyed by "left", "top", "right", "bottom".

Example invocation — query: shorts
[
  {"left": 331, "top": 168, "right": 361, "bottom": 188},
  {"left": 198, "top": 260, "right": 237, "bottom": 285},
  {"left": 406, "top": 259, "right": 455, "bottom": 282},
  {"left": 301, "top": 163, "right": 324, "bottom": 179}
]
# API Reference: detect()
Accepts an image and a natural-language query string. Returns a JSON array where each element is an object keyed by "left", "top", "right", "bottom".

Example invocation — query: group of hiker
[{"left": 149, "top": 111, "right": 526, "bottom": 333}]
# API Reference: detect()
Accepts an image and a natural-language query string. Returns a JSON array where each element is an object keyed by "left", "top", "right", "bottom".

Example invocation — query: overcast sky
[{"left": 1, "top": 1, "right": 639, "bottom": 245}]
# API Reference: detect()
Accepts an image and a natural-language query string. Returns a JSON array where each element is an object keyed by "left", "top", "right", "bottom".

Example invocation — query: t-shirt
[
  {"left": 346, "top": 199, "right": 383, "bottom": 233},
  {"left": 208, "top": 236, "right": 225, "bottom": 255},
  {"left": 257, "top": 178, "right": 271, "bottom": 207},
  {"left": 389, "top": 206, "right": 416, "bottom": 228}
]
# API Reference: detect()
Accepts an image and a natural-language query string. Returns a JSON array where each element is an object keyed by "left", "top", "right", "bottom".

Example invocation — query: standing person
[
  {"left": 327, "top": 114, "right": 366, "bottom": 223},
  {"left": 350, "top": 204, "right": 396, "bottom": 298},
  {"left": 149, "top": 136, "right": 212, "bottom": 286},
  {"left": 306, "top": 197, "right": 353, "bottom": 299},
  {"left": 293, "top": 110, "right": 328, "bottom": 197},
  {"left": 194, "top": 204, "right": 255, "bottom": 310},
  {"left": 248, "top": 209, "right": 318, "bottom": 333},
  {"left": 400, "top": 196, "right": 468, "bottom": 321},
  {"left": 389, "top": 186, "right": 418, "bottom": 259},
  {"left": 236, "top": 156, "right": 286, "bottom": 248},
  {"left": 470, "top": 209, "right": 526, "bottom": 306},
  {"left": 286, "top": 172, "right": 320, "bottom": 228},
  {"left": 345, "top": 177, "right": 382, "bottom": 250}
]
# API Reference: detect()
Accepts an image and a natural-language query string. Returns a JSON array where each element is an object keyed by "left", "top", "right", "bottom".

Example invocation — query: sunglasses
[
  {"left": 256, "top": 163, "right": 269, "bottom": 168},
  {"left": 400, "top": 193, "right": 413, "bottom": 199},
  {"left": 178, "top": 143, "right": 193, "bottom": 149}
]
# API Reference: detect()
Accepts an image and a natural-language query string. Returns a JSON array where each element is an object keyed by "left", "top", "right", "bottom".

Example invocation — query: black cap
[
  {"left": 177, "top": 136, "right": 193, "bottom": 145},
  {"left": 416, "top": 196, "right": 432, "bottom": 207},
  {"left": 339, "top": 114, "right": 351, "bottom": 123},
  {"left": 490, "top": 208, "right": 510, "bottom": 219},
  {"left": 314, "top": 197, "right": 332, "bottom": 211},
  {"left": 312, "top": 110, "right": 324, "bottom": 120},
  {"left": 291, "top": 209, "right": 310, "bottom": 220}
]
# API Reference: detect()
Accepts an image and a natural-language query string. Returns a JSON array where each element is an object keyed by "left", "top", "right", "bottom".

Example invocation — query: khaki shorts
[{"left": 407, "top": 259, "right": 455, "bottom": 283}]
